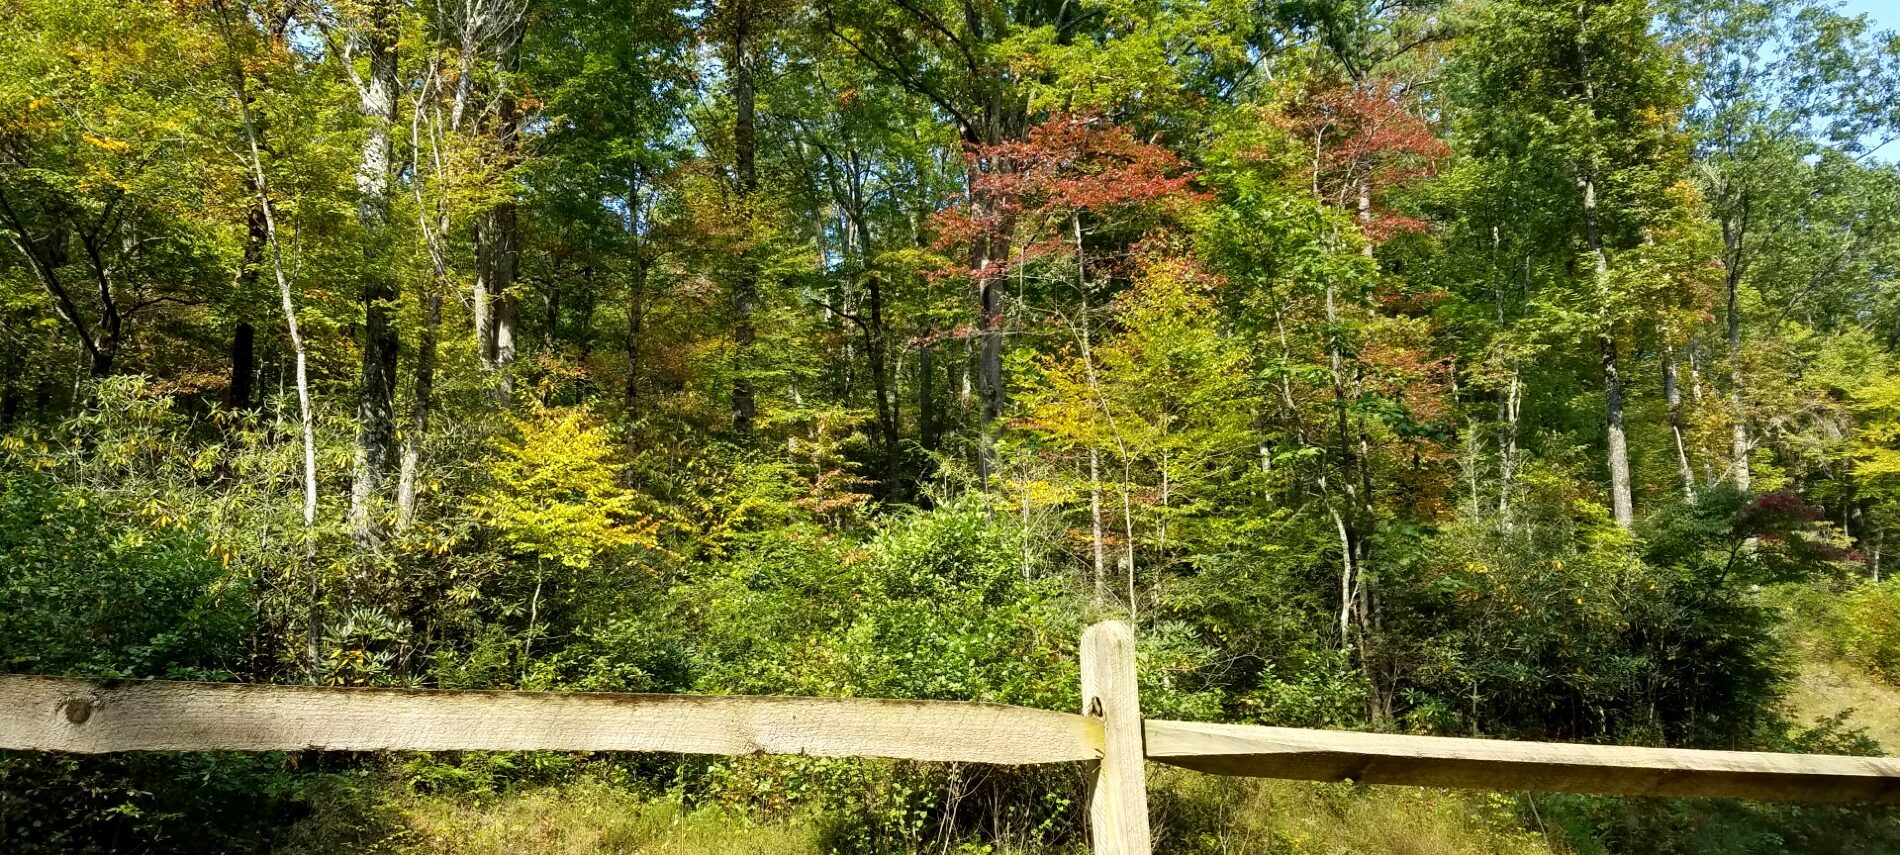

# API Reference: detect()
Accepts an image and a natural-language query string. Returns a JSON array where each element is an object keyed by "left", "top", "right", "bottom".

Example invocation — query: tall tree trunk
[
  {"left": 227, "top": 199, "right": 266, "bottom": 410},
  {"left": 1726, "top": 257, "right": 1750, "bottom": 492},
  {"left": 490, "top": 220, "right": 518, "bottom": 403},
  {"left": 1716, "top": 186, "right": 1752, "bottom": 492},
  {"left": 1498, "top": 366, "right": 1521, "bottom": 514},
  {"left": 1090, "top": 447, "right": 1106, "bottom": 601},
  {"left": 836, "top": 190, "right": 899, "bottom": 498},
  {"left": 396, "top": 289, "right": 439, "bottom": 531},
  {"left": 1322, "top": 269, "right": 1373, "bottom": 641},
  {"left": 482, "top": 205, "right": 520, "bottom": 406},
  {"left": 397, "top": 106, "right": 436, "bottom": 532},
  {"left": 228, "top": 322, "right": 256, "bottom": 410},
  {"left": 625, "top": 263, "right": 649, "bottom": 416},
  {"left": 1492, "top": 234, "right": 1519, "bottom": 517},
  {"left": 964, "top": 114, "right": 1020, "bottom": 489},
  {"left": 1573, "top": 17, "right": 1634, "bottom": 529},
  {"left": 1663, "top": 344, "right": 1696, "bottom": 502},
  {"left": 865, "top": 273, "right": 899, "bottom": 499},
  {"left": 486, "top": 150, "right": 520, "bottom": 404},
  {"left": 1579, "top": 169, "right": 1634, "bottom": 529},
  {"left": 729, "top": 10, "right": 758, "bottom": 436},
  {"left": 973, "top": 199, "right": 1004, "bottom": 489},
  {"left": 475, "top": 15, "right": 523, "bottom": 404},
  {"left": 349, "top": 1, "right": 401, "bottom": 545},
  {"left": 1600, "top": 330, "right": 1633, "bottom": 528}
]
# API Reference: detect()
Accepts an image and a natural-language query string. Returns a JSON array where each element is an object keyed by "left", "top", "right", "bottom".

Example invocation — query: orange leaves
[
  {"left": 931, "top": 114, "right": 1203, "bottom": 280},
  {"left": 976, "top": 115, "right": 1200, "bottom": 218},
  {"left": 1280, "top": 77, "right": 1448, "bottom": 242}
]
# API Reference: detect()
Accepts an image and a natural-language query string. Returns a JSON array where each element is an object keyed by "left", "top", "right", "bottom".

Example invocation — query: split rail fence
[{"left": 5, "top": 621, "right": 1899, "bottom": 854}]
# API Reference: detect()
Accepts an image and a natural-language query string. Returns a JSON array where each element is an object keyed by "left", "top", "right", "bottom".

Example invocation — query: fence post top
[{"left": 1083, "top": 620, "right": 1135, "bottom": 644}]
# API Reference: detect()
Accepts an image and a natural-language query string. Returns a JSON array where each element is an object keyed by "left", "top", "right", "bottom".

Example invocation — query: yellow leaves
[
  {"left": 478, "top": 403, "right": 656, "bottom": 569},
  {"left": 81, "top": 132, "right": 130, "bottom": 153}
]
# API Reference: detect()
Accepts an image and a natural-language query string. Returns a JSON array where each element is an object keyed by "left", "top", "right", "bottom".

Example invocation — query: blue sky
[
  {"left": 1837, "top": 0, "right": 1897, "bottom": 25},
  {"left": 1826, "top": 0, "right": 1898, "bottom": 160}
]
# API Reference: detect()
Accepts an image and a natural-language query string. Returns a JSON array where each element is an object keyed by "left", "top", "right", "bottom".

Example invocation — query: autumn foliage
[
  {"left": 933, "top": 115, "right": 1204, "bottom": 279},
  {"left": 1281, "top": 78, "right": 1448, "bottom": 241}
]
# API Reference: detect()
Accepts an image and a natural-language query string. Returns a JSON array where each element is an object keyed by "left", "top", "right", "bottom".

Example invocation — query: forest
[{"left": 1, "top": 0, "right": 1899, "bottom": 851}]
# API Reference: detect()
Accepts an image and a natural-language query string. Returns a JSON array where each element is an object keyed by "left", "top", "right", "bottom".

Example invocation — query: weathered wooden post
[{"left": 1081, "top": 620, "right": 1151, "bottom": 855}]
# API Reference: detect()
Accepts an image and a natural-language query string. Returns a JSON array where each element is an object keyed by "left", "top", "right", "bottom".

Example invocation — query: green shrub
[
  {"left": 1834, "top": 578, "right": 1900, "bottom": 683},
  {"left": 0, "top": 471, "right": 252, "bottom": 678}
]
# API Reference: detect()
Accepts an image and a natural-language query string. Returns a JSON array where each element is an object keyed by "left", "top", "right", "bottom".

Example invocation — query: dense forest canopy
[{"left": 3, "top": 0, "right": 1900, "bottom": 851}]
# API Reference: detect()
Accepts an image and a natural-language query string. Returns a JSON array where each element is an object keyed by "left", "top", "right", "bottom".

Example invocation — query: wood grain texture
[
  {"left": 1081, "top": 621, "right": 1152, "bottom": 855},
  {"left": 0, "top": 675, "right": 1100, "bottom": 764},
  {"left": 1145, "top": 719, "right": 1900, "bottom": 804}
]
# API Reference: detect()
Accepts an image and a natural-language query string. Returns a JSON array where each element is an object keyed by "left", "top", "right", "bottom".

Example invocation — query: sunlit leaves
[{"left": 478, "top": 403, "right": 657, "bottom": 568}]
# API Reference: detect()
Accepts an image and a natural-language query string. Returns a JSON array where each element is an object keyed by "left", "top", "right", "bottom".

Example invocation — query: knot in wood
[{"left": 60, "top": 697, "right": 93, "bottom": 725}]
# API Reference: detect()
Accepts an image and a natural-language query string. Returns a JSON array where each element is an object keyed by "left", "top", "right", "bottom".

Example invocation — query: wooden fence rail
[{"left": 5, "top": 620, "right": 1899, "bottom": 854}]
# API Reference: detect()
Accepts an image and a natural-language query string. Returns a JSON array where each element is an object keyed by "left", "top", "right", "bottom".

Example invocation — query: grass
[
  {"left": 1787, "top": 646, "right": 1900, "bottom": 753},
  {"left": 1152, "top": 771, "right": 1567, "bottom": 855},
  {"left": 388, "top": 781, "right": 825, "bottom": 855},
  {"left": 281, "top": 771, "right": 1573, "bottom": 855}
]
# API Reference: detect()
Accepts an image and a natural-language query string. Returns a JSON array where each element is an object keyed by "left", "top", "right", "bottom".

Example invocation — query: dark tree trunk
[
  {"left": 228, "top": 322, "right": 256, "bottom": 410},
  {"left": 918, "top": 328, "right": 938, "bottom": 452},
  {"left": 730, "top": 11, "right": 758, "bottom": 436},
  {"left": 971, "top": 166, "right": 1004, "bottom": 489},
  {"left": 227, "top": 193, "right": 268, "bottom": 411},
  {"left": 482, "top": 152, "right": 521, "bottom": 404},
  {"left": 959, "top": 102, "right": 1024, "bottom": 488},
  {"left": 865, "top": 272, "right": 899, "bottom": 500},
  {"left": 0, "top": 350, "right": 18, "bottom": 426},
  {"left": 625, "top": 269, "right": 647, "bottom": 416},
  {"left": 396, "top": 289, "right": 439, "bottom": 530},
  {"left": 475, "top": 15, "right": 524, "bottom": 405}
]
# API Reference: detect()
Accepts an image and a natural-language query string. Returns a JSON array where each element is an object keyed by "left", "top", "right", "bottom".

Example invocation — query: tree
[
  {"left": 821, "top": 0, "right": 1084, "bottom": 483},
  {"left": 1023, "top": 258, "right": 1252, "bottom": 614},
  {"left": 1672, "top": 0, "right": 1900, "bottom": 494},
  {"left": 479, "top": 403, "right": 657, "bottom": 662},
  {"left": 330, "top": 0, "right": 404, "bottom": 544},
  {"left": 0, "top": 0, "right": 230, "bottom": 382},
  {"left": 1450, "top": 0, "right": 1695, "bottom": 530},
  {"left": 709, "top": 0, "right": 776, "bottom": 435}
]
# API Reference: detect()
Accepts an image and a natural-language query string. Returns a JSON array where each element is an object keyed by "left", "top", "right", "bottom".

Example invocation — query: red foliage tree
[
  {"left": 933, "top": 115, "right": 1203, "bottom": 282},
  {"left": 1282, "top": 77, "right": 1449, "bottom": 242}
]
